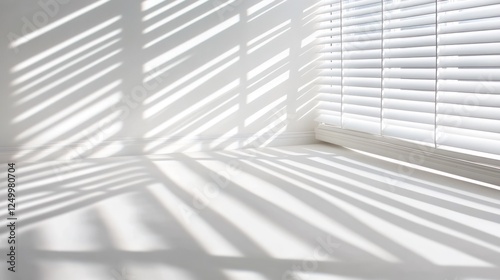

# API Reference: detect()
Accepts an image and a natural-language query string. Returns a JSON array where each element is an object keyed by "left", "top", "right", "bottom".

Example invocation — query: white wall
[{"left": 0, "top": 0, "right": 319, "bottom": 162}]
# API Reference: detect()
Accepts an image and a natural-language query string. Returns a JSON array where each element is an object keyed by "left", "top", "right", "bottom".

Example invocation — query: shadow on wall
[{"left": 0, "top": 0, "right": 320, "bottom": 163}]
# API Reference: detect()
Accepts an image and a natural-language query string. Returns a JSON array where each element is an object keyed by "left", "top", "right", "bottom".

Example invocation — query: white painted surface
[
  {"left": 0, "top": 144, "right": 499, "bottom": 280},
  {"left": 0, "top": 0, "right": 320, "bottom": 161}
]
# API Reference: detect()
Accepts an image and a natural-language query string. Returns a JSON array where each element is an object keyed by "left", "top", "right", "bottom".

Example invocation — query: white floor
[{"left": 1, "top": 144, "right": 500, "bottom": 280}]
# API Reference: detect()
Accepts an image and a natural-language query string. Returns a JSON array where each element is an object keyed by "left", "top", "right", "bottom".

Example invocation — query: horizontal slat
[
  {"left": 343, "top": 32, "right": 381, "bottom": 42},
  {"left": 438, "top": 80, "right": 500, "bottom": 94},
  {"left": 384, "top": 57, "right": 436, "bottom": 68},
  {"left": 342, "top": 23, "right": 382, "bottom": 34},
  {"left": 343, "top": 77, "right": 381, "bottom": 87},
  {"left": 438, "top": 55, "right": 500, "bottom": 68},
  {"left": 437, "top": 126, "right": 500, "bottom": 142},
  {"left": 437, "top": 3, "right": 500, "bottom": 23},
  {"left": 383, "top": 88, "right": 435, "bottom": 102},
  {"left": 384, "top": 35, "right": 435, "bottom": 48},
  {"left": 342, "top": 49, "right": 381, "bottom": 59},
  {"left": 343, "top": 0, "right": 380, "bottom": 10},
  {"left": 384, "top": 68, "right": 436, "bottom": 79},
  {"left": 384, "top": 78, "right": 435, "bottom": 91},
  {"left": 438, "top": 43, "right": 500, "bottom": 56},
  {"left": 344, "top": 95, "right": 381, "bottom": 107},
  {"left": 438, "top": 104, "right": 500, "bottom": 120},
  {"left": 343, "top": 59, "right": 381, "bottom": 68},
  {"left": 343, "top": 86, "right": 381, "bottom": 97},
  {"left": 342, "top": 16, "right": 382, "bottom": 27},
  {"left": 382, "top": 124, "right": 435, "bottom": 143},
  {"left": 343, "top": 104, "right": 381, "bottom": 116},
  {"left": 437, "top": 115, "right": 500, "bottom": 134},
  {"left": 438, "top": 30, "right": 500, "bottom": 45},
  {"left": 342, "top": 116, "right": 381, "bottom": 135},
  {"left": 343, "top": 40, "right": 382, "bottom": 51},
  {"left": 343, "top": 4, "right": 381, "bottom": 18},
  {"left": 383, "top": 108, "right": 435, "bottom": 123},
  {"left": 383, "top": 119, "right": 435, "bottom": 132},
  {"left": 383, "top": 46, "right": 435, "bottom": 58},
  {"left": 383, "top": 99, "right": 435, "bottom": 113},
  {"left": 438, "top": 18, "right": 500, "bottom": 34},
  {"left": 438, "top": 69, "right": 500, "bottom": 81},
  {"left": 384, "top": 14, "right": 435, "bottom": 29},
  {"left": 384, "top": 0, "right": 435, "bottom": 11},
  {"left": 437, "top": 91, "right": 500, "bottom": 107},
  {"left": 383, "top": 3, "right": 435, "bottom": 20},
  {"left": 436, "top": 131, "right": 500, "bottom": 157},
  {"left": 344, "top": 68, "right": 382, "bottom": 78},
  {"left": 437, "top": 0, "right": 500, "bottom": 12},
  {"left": 384, "top": 27, "right": 435, "bottom": 39}
]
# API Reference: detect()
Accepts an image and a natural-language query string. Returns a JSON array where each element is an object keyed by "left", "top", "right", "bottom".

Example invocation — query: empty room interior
[{"left": 1, "top": 0, "right": 500, "bottom": 279}]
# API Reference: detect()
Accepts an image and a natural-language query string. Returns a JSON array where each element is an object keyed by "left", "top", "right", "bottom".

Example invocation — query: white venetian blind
[
  {"left": 437, "top": 0, "right": 500, "bottom": 158},
  {"left": 342, "top": 0, "right": 382, "bottom": 135},
  {"left": 382, "top": 0, "right": 436, "bottom": 144},
  {"left": 316, "top": 0, "right": 500, "bottom": 161},
  {"left": 316, "top": 0, "right": 342, "bottom": 126}
]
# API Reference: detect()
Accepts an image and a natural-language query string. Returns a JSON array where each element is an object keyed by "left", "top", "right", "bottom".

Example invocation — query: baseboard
[
  {"left": 316, "top": 126, "right": 500, "bottom": 187},
  {"left": 0, "top": 131, "right": 318, "bottom": 163}
]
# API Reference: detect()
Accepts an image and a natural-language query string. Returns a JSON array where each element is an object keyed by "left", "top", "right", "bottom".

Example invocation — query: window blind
[
  {"left": 316, "top": 0, "right": 342, "bottom": 126},
  {"left": 382, "top": 0, "right": 436, "bottom": 144},
  {"left": 436, "top": 0, "right": 500, "bottom": 158},
  {"left": 342, "top": 0, "right": 383, "bottom": 135},
  {"left": 316, "top": 0, "right": 500, "bottom": 161}
]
